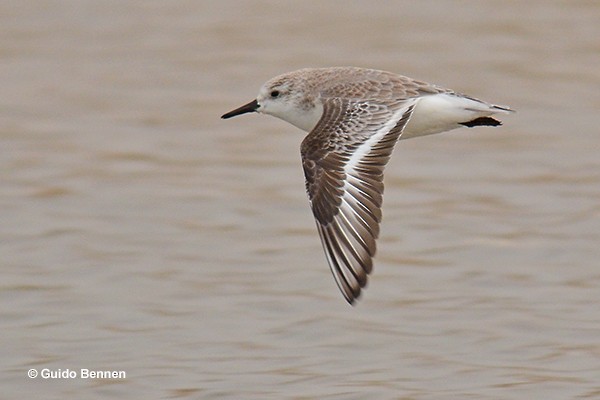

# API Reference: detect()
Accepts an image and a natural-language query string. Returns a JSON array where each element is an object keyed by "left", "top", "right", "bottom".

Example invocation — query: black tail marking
[{"left": 460, "top": 117, "right": 502, "bottom": 128}]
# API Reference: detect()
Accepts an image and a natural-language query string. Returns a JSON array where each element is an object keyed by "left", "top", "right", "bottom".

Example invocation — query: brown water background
[{"left": 2, "top": 1, "right": 599, "bottom": 399}]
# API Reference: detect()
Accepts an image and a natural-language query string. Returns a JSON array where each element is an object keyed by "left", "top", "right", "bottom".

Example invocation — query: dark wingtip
[
  {"left": 494, "top": 105, "right": 515, "bottom": 113},
  {"left": 460, "top": 117, "right": 502, "bottom": 128},
  {"left": 345, "top": 288, "right": 363, "bottom": 306}
]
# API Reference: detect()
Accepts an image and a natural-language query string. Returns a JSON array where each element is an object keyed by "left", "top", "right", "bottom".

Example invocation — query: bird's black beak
[{"left": 221, "top": 99, "right": 259, "bottom": 119}]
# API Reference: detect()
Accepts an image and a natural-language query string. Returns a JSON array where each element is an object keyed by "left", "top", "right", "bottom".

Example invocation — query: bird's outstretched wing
[{"left": 301, "top": 97, "right": 416, "bottom": 304}]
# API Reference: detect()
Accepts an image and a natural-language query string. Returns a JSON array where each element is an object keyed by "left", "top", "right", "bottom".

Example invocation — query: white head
[{"left": 222, "top": 72, "right": 324, "bottom": 132}]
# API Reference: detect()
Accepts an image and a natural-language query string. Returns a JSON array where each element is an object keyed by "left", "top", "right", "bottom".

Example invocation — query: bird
[{"left": 221, "top": 67, "right": 513, "bottom": 304}]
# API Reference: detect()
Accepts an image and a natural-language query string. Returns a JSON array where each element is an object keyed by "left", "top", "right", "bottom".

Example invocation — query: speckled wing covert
[{"left": 301, "top": 94, "right": 417, "bottom": 304}]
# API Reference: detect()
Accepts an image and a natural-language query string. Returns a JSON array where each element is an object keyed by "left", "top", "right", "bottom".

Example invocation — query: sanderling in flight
[{"left": 222, "top": 67, "right": 513, "bottom": 304}]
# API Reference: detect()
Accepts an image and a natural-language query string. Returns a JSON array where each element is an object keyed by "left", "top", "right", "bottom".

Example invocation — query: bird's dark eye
[{"left": 270, "top": 90, "right": 280, "bottom": 98}]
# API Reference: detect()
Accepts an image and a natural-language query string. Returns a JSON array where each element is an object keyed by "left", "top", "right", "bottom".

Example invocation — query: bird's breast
[{"left": 274, "top": 103, "right": 324, "bottom": 132}]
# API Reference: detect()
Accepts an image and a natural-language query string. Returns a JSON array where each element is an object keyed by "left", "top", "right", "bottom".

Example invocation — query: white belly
[{"left": 401, "top": 93, "right": 497, "bottom": 140}]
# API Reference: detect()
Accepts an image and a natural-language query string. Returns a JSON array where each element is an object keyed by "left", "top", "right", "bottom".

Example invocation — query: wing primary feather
[
  {"left": 343, "top": 184, "right": 381, "bottom": 232},
  {"left": 336, "top": 203, "right": 376, "bottom": 257},
  {"left": 316, "top": 223, "right": 358, "bottom": 303},
  {"left": 328, "top": 218, "right": 370, "bottom": 284},
  {"left": 323, "top": 224, "right": 363, "bottom": 290}
]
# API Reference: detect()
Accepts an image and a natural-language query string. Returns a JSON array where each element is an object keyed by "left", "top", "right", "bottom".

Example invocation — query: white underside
[
  {"left": 268, "top": 93, "right": 508, "bottom": 138},
  {"left": 401, "top": 93, "right": 504, "bottom": 140}
]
